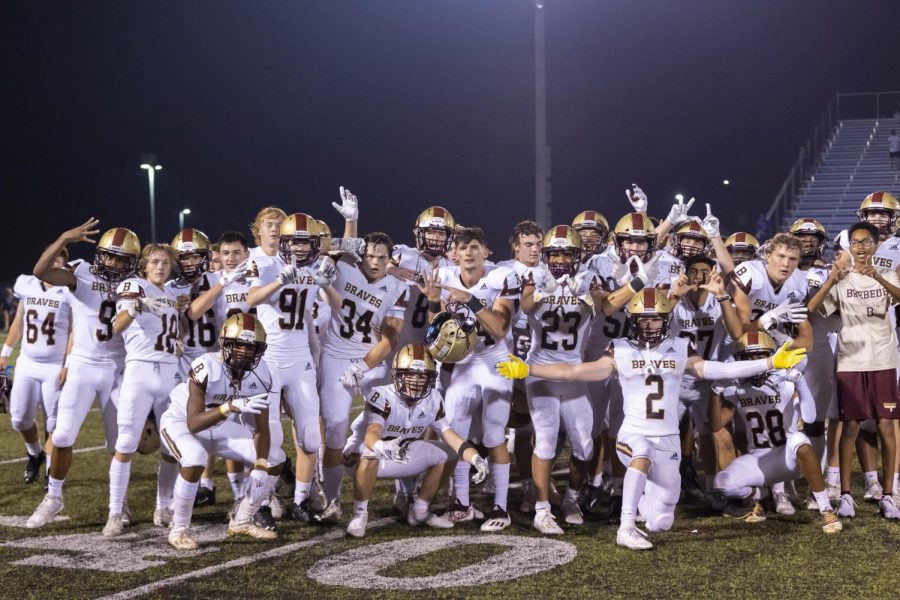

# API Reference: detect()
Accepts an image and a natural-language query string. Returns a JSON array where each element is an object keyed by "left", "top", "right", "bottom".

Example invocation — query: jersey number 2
[{"left": 645, "top": 374, "right": 665, "bottom": 420}]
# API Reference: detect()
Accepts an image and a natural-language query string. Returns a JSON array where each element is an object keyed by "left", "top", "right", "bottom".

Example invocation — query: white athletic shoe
[
  {"left": 407, "top": 510, "right": 454, "bottom": 529},
  {"left": 25, "top": 494, "right": 63, "bottom": 529},
  {"left": 836, "top": 493, "right": 856, "bottom": 518},
  {"left": 447, "top": 499, "right": 484, "bottom": 523},
  {"left": 561, "top": 497, "right": 584, "bottom": 525},
  {"left": 153, "top": 507, "right": 173, "bottom": 528},
  {"left": 519, "top": 479, "right": 536, "bottom": 514},
  {"left": 168, "top": 527, "right": 198, "bottom": 550},
  {"left": 616, "top": 526, "right": 652, "bottom": 550},
  {"left": 773, "top": 492, "right": 795, "bottom": 516},
  {"left": 480, "top": 505, "right": 512, "bottom": 532},
  {"left": 102, "top": 513, "right": 127, "bottom": 537},
  {"left": 533, "top": 508, "right": 564, "bottom": 535},
  {"left": 879, "top": 495, "right": 900, "bottom": 520},
  {"left": 864, "top": 480, "right": 883, "bottom": 502},
  {"left": 346, "top": 512, "right": 368, "bottom": 538}
]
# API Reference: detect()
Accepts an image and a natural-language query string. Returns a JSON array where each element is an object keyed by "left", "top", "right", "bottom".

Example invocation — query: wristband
[
  {"left": 218, "top": 402, "right": 231, "bottom": 416},
  {"left": 465, "top": 297, "right": 485, "bottom": 313},
  {"left": 253, "top": 458, "right": 269, "bottom": 470},
  {"left": 457, "top": 440, "right": 476, "bottom": 459},
  {"left": 716, "top": 294, "right": 732, "bottom": 303},
  {"left": 428, "top": 300, "right": 442, "bottom": 313},
  {"left": 627, "top": 278, "right": 645, "bottom": 293},
  {"left": 0, "top": 345, "right": 13, "bottom": 358}
]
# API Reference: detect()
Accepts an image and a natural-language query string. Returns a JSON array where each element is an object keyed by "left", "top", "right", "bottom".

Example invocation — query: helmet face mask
[
  {"left": 625, "top": 288, "right": 675, "bottom": 347},
  {"left": 415, "top": 207, "right": 456, "bottom": 257},
  {"left": 571, "top": 211, "right": 609, "bottom": 259},
  {"left": 424, "top": 305, "right": 477, "bottom": 363},
  {"left": 544, "top": 249, "right": 579, "bottom": 278},
  {"left": 219, "top": 313, "right": 267, "bottom": 381},
  {"left": 391, "top": 344, "right": 438, "bottom": 407},
  {"left": 613, "top": 213, "right": 656, "bottom": 264},
  {"left": 630, "top": 315, "right": 670, "bottom": 345},
  {"left": 177, "top": 250, "right": 209, "bottom": 282},
  {"left": 616, "top": 235, "right": 654, "bottom": 263},
  {"left": 795, "top": 233, "right": 825, "bottom": 265},
  {"left": 541, "top": 225, "right": 582, "bottom": 278},
  {"left": 278, "top": 214, "right": 321, "bottom": 267}
]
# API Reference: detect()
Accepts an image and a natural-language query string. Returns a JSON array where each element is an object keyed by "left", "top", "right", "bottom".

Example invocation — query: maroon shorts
[{"left": 835, "top": 369, "right": 899, "bottom": 421}]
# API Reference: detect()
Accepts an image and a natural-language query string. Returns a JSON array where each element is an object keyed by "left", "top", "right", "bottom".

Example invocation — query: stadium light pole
[
  {"left": 179, "top": 208, "right": 191, "bottom": 231},
  {"left": 140, "top": 158, "right": 163, "bottom": 242},
  {"left": 534, "top": 0, "right": 552, "bottom": 229}
]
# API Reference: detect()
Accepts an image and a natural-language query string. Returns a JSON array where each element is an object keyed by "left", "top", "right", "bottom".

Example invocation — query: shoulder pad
[{"left": 486, "top": 266, "right": 521, "bottom": 295}]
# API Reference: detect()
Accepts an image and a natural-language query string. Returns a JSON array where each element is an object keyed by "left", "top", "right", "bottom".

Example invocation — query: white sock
[
  {"left": 108, "top": 459, "right": 131, "bottom": 514},
  {"left": 825, "top": 466, "right": 840, "bottom": 486},
  {"left": 491, "top": 462, "right": 510, "bottom": 511},
  {"left": 227, "top": 472, "right": 245, "bottom": 500},
  {"left": 620, "top": 467, "right": 647, "bottom": 529},
  {"left": 812, "top": 490, "right": 832, "bottom": 513},
  {"left": 353, "top": 499, "right": 369, "bottom": 515},
  {"left": 412, "top": 497, "right": 430, "bottom": 518},
  {"left": 156, "top": 460, "right": 179, "bottom": 510},
  {"left": 864, "top": 471, "right": 878, "bottom": 486},
  {"left": 322, "top": 465, "right": 344, "bottom": 501},
  {"left": 589, "top": 473, "right": 603, "bottom": 487},
  {"left": 564, "top": 486, "right": 579, "bottom": 502},
  {"left": 535, "top": 500, "right": 551, "bottom": 512},
  {"left": 48, "top": 476, "right": 64, "bottom": 499},
  {"left": 200, "top": 477, "right": 214, "bottom": 490},
  {"left": 771, "top": 481, "right": 785, "bottom": 495},
  {"left": 25, "top": 441, "right": 42, "bottom": 456},
  {"left": 172, "top": 476, "right": 199, "bottom": 530},
  {"left": 294, "top": 480, "right": 312, "bottom": 505},
  {"left": 453, "top": 461, "right": 471, "bottom": 506}
]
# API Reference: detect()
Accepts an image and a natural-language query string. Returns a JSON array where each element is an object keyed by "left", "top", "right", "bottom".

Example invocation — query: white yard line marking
[
  {"left": 97, "top": 517, "right": 395, "bottom": 600},
  {"left": 0, "top": 445, "right": 106, "bottom": 466}
]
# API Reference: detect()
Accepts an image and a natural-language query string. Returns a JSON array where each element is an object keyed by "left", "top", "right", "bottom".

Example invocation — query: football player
[
  {"left": 421, "top": 226, "right": 520, "bottom": 532},
  {"left": 249, "top": 206, "right": 287, "bottom": 260},
  {"left": 26, "top": 220, "right": 139, "bottom": 528},
  {"left": 160, "top": 313, "right": 279, "bottom": 549},
  {"left": 571, "top": 211, "right": 610, "bottom": 260},
  {"left": 168, "top": 229, "right": 218, "bottom": 361},
  {"left": 103, "top": 244, "right": 184, "bottom": 537},
  {"left": 709, "top": 331, "right": 842, "bottom": 533},
  {"left": 345, "top": 344, "right": 489, "bottom": 537},
  {"left": 724, "top": 232, "right": 761, "bottom": 266},
  {"left": 2, "top": 248, "right": 72, "bottom": 483},
  {"left": 496, "top": 288, "right": 806, "bottom": 550}
]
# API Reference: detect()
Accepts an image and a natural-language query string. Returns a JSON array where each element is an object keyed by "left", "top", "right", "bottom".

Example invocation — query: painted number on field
[{"left": 308, "top": 535, "right": 577, "bottom": 590}]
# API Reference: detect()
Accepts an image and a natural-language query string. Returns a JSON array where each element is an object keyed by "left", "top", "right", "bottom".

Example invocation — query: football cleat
[
  {"left": 447, "top": 499, "right": 484, "bottom": 523},
  {"left": 290, "top": 499, "right": 317, "bottom": 523},
  {"left": 878, "top": 495, "right": 900, "bottom": 520},
  {"left": 819, "top": 510, "right": 843, "bottom": 534},
  {"left": 533, "top": 508, "right": 564, "bottom": 535},
  {"left": 578, "top": 483, "right": 604, "bottom": 515},
  {"left": 393, "top": 491, "right": 411, "bottom": 519},
  {"left": 122, "top": 500, "right": 132, "bottom": 527},
  {"left": 309, "top": 479, "right": 327, "bottom": 513},
  {"left": 407, "top": 510, "right": 454, "bottom": 529},
  {"left": 679, "top": 461, "right": 704, "bottom": 501},
  {"left": 804, "top": 494, "right": 819, "bottom": 511},
  {"left": 346, "top": 512, "right": 368, "bottom": 538},
  {"left": 480, "top": 505, "right": 512, "bottom": 532},
  {"left": 25, "top": 494, "right": 63, "bottom": 529},
  {"left": 616, "top": 526, "right": 653, "bottom": 551},
  {"left": 153, "top": 507, "right": 173, "bottom": 528},
  {"left": 607, "top": 495, "right": 623, "bottom": 525},
  {"left": 24, "top": 451, "right": 46, "bottom": 484},
  {"left": 561, "top": 497, "right": 584, "bottom": 525},
  {"left": 519, "top": 480, "right": 536, "bottom": 513},
  {"left": 102, "top": 513, "right": 127, "bottom": 537},
  {"left": 836, "top": 493, "right": 856, "bottom": 518},
  {"left": 863, "top": 480, "right": 883, "bottom": 502},
  {"left": 705, "top": 490, "right": 728, "bottom": 513},
  {"left": 252, "top": 505, "right": 277, "bottom": 531},
  {"left": 168, "top": 527, "right": 199, "bottom": 550},
  {"left": 772, "top": 492, "right": 795, "bottom": 516},
  {"left": 312, "top": 498, "right": 342, "bottom": 525},
  {"left": 194, "top": 485, "right": 216, "bottom": 508},
  {"left": 723, "top": 498, "right": 766, "bottom": 522},
  {"left": 227, "top": 521, "right": 278, "bottom": 540}
]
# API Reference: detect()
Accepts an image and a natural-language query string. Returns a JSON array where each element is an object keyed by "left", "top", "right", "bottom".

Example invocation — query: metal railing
[{"left": 764, "top": 91, "right": 900, "bottom": 231}]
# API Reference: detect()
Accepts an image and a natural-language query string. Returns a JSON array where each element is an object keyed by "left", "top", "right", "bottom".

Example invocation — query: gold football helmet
[
  {"left": 279, "top": 213, "right": 321, "bottom": 267},
  {"left": 571, "top": 210, "right": 610, "bottom": 258},
  {"left": 542, "top": 225, "right": 583, "bottom": 278},
  {"left": 171, "top": 228, "right": 211, "bottom": 282},
  {"left": 724, "top": 232, "right": 760, "bottom": 265},
  {"left": 392, "top": 343, "right": 438, "bottom": 406},
  {"left": 858, "top": 192, "right": 900, "bottom": 237},
  {"left": 673, "top": 220, "right": 710, "bottom": 259},
  {"left": 788, "top": 218, "right": 827, "bottom": 265},
  {"left": 626, "top": 288, "right": 676, "bottom": 345},
  {"left": 415, "top": 206, "right": 456, "bottom": 256},
  {"left": 136, "top": 418, "right": 161, "bottom": 455},
  {"left": 317, "top": 219, "right": 333, "bottom": 253},
  {"left": 613, "top": 213, "right": 656, "bottom": 263},
  {"left": 735, "top": 330, "right": 778, "bottom": 358},
  {"left": 424, "top": 305, "right": 478, "bottom": 363},
  {"left": 95, "top": 227, "right": 141, "bottom": 283},
  {"left": 220, "top": 312, "right": 268, "bottom": 377}
]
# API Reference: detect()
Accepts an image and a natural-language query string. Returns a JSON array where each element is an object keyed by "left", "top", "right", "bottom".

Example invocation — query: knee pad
[
  {"left": 648, "top": 512, "right": 674, "bottom": 532},
  {"left": 325, "top": 419, "right": 350, "bottom": 450},
  {"left": 10, "top": 417, "right": 31, "bottom": 432},
  {"left": 532, "top": 432, "right": 556, "bottom": 462},
  {"left": 569, "top": 437, "right": 593, "bottom": 463},
  {"left": 296, "top": 422, "right": 322, "bottom": 454},
  {"left": 52, "top": 427, "right": 76, "bottom": 449},
  {"left": 115, "top": 430, "right": 139, "bottom": 455},
  {"left": 482, "top": 426, "right": 506, "bottom": 450},
  {"left": 786, "top": 431, "right": 811, "bottom": 457}
]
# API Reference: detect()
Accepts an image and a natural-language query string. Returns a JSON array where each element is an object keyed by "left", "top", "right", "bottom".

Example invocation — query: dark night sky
[{"left": 3, "top": 1, "right": 900, "bottom": 281}]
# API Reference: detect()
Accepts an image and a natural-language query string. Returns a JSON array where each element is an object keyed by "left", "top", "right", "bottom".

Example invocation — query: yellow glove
[
  {"left": 495, "top": 354, "right": 530, "bottom": 380},
  {"left": 771, "top": 342, "right": 807, "bottom": 370}
]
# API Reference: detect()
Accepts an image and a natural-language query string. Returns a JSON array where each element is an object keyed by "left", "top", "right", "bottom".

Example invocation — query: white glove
[
  {"left": 221, "top": 260, "right": 250, "bottom": 287},
  {"left": 837, "top": 229, "right": 850, "bottom": 253},
  {"left": 277, "top": 262, "right": 300, "bottom": 285},
  {"left": 226, "top": 393, "right": 270, "bottom": 415},
  {"left": 567, "top": 271, "right": 596, "bottom": 297},
  {"left": 470, "top": 455, "right": 490, "bottom": 484},
  {"left": 701, "top": 203, "right": 720, "bottom": 238},
  {"left": 304, "top": 262, "right": 336, "bottom": 288},
  {"left": 758, "top": 301, "right": 808, "bottom": 331},
  {"left": 531, "top": 267, "right": 560, "bottom": 303},
  {"left": 626, "top": 183, "right": 648, "bottom": 213},
  {"left": 128, "top": 296, "right": 169, "bottom": 318},
  {"left": 618, "top": 255, "right": 651, "bottom": 288},
  {"left": 331, "top": 237, "right": 366, "bottom": 262},
  {"left": 340, "top": 362, "right": 368, "bottom": 395},
  {"left": 666, "top": 196, "right": 695, "bottom": 227},
  {"left": 332, "top": 186, "right": 359, "bottom": 222},
  {"left": 373, "top": 438, "right": 409, "bottom": 464}
]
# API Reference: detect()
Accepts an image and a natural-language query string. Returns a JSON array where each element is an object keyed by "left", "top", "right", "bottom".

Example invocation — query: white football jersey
[
  {"left": 201, "top": 270, "right": 254, "bottom": 325},
  {"left": 65, "top": 260, "right": 125, "bottom": 367},
  {"left": 116, "top": 278, "right": 181, "bottom": 363},
  {"left": 363, "top": 384, "right": 450, "bottom": 443},
  {"left": 246, "top": 256, "right": 320, "bottom": 364},
  {"left": 804, "top": 266, "right": 841, "bottom": 348},
  {"left": 610, "top": 336, "right": 691, "bottom": 437},
  {"left": 322, "top": 260, "right": 408, "bottom": 359},
  {"left": 166, "top": 277, "right": 219, "bottom": 359},
  {"left": 868, "top": 234, "right": 900, "bottom": 271},
  {"left": 526, "top": 275, "right": 596, "bottom": 365},
  {"left": 13, "top": 275, "right": 72, "bottom": 363},
  {"left": 655, "top": 249, "right": 685, "bottom": 283},
  {"left": 732, "top": 259, "right": 808, "bottom": 342},
  {"left": 671, "top": 292, "right": 725, "bottom": 361},
  {"left": 497, "top": 259, "right": 544, "bottom": 330},
  {"left": 392, "top": 244, "right": 453, "bottom": 347},
  {"left": 715, "top": 370, "right": 797, "bottom": 455},
  {"left": 436, "top": 264, "right": 521, "bottom": 364},
  {"left": 167, "top": 352, "right": 274, "bottom": 425}
]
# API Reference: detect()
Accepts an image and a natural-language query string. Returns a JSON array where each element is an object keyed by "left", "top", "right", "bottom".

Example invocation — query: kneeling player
[
  {"left": 709, "top": 332, "right": 842, "bottom": 534},
  {"left": 347, "top": 344, "right": 489, "bottom": 538},
  {"left": 159, "top": 313, "right": 282, "bottom": 549},
  {"left": 496, "top": 289, "right": 806, "bottom": 550}
]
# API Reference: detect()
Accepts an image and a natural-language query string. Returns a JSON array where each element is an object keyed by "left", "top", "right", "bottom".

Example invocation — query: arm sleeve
[{"left": 700, "top": 357, "right": 769, "bottom": 381}]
